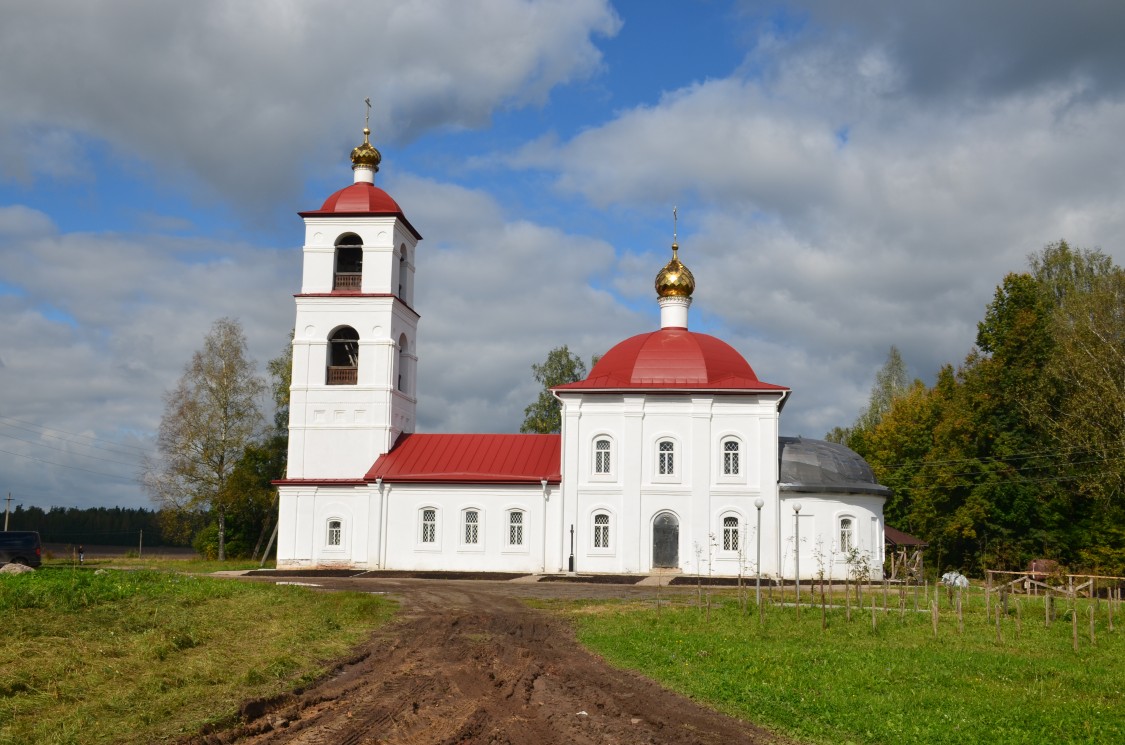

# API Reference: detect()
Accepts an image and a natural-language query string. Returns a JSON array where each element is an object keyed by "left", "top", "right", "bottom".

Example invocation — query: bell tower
[{"left": 285, "top": 115, "right": 422, "bottom": 479}]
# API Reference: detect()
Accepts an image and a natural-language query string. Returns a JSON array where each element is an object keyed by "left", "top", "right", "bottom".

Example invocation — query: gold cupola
[
  {"left": 351, "top": 126, "right": 382, "bottom": 174},
  {"left": 655, "top": 239, "right": 695, "bottom": 298}
]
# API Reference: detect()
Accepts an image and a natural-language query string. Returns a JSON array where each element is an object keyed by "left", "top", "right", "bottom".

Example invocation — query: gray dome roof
[{"left": 778, "top": 436, "right": 890, "bottom": 497}]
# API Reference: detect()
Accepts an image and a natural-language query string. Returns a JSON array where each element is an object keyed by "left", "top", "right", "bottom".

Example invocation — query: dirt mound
[{"left": 186, "top": 580, "right": 785, "bottom": 744}]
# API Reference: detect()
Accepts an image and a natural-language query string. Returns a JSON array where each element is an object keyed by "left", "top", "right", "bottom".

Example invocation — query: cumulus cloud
[{"left": 0, "top": 0, "right": 620, "bottom": 214}]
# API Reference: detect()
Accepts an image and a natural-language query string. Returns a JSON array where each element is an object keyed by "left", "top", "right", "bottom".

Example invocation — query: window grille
[
  {"left": 594, "top": 439, "right": 611, "bottom": 474},
  {"left": 658, "top": 440, "right": 675, "bottom": 475},
  {"left": 723, "top": 439, "right": 740, "bottom": 475},
  {"left": 464, "top": 510, "right": 479, "bottom": 545},
  {"left": 508, "top": 511, "right": 524, "bottom": 546},
  {"left": 593, "top": 513, "right": 610, "bottom": 549},
  {"left": 839, "top": 517, "right": 855, "bottom": 553},
  {"left": 723, "top": 516, "right": 739, "bottom": 551},
  {"left": 327, "top": 520, "right": 342, "bottom": 547},
  {"left": 421, "top": 509, "right": 436, "bottom": 543}
]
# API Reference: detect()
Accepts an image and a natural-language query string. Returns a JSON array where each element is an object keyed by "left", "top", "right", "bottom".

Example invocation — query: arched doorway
[{"left": 652, "top": 512, "right": 679, "bottom": 568}]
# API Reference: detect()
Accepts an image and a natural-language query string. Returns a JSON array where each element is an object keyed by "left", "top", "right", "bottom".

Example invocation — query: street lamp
[
  {"left": 754, "top": 498, "right": 765, "bottom": 610},
  {"left": 793, "top": 502, "right": 802, "bottom": 614}
]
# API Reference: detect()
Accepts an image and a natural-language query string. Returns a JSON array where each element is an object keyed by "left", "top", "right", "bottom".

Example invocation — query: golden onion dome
[
  {"left": 350, "top": 127, "right": 382, "bottom": 172},
  {"left": 655, "top": 241, "right": 695, "bottom": 298}
]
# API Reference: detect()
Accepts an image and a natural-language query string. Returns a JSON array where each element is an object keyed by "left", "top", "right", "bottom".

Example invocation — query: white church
[{"left": 275, "top": 126, "right": 889, "bottom": 580}]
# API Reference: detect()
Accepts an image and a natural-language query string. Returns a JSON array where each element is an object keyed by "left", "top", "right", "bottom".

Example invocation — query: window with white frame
[
  {"left": 420, "top": 508, "right": 437, "bottom": 544},
  {"left": 463, "top": 509, "right": 480, "bottom": 545},
  {"left": 722, "top": 438, "right": 741, "bottom": 476},
  {"left": 594, "top": 438, "right": 612, "bottom": 475},
  {"left": 326, "top": 519, "right": 342, "bottom": 547},
  {"left": 508, "top": 510, "right": 525, "bottom": 547},
  {"left": 658, "top": 440, "right": 675, "bottom": 476},
  {"left": 593, "top": 512, "right": 610, "bottom": 549},
  {"left": 839, "top": 516, "right": 855, "bottom": 553},
  {"left": 722, "top": 515, "right": 739, "bottom": 551}
]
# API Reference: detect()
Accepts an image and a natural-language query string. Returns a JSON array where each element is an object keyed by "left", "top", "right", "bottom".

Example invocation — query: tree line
[
  {"left": 5, "top": 504, "right": 184, "bottom": 547},
  {"left": 830, "top": 241, "right": 1125, "bottom": 577}
]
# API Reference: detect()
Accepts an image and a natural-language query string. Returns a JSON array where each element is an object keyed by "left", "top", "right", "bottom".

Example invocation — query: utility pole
[{"left": 4, "top": 492, "right": 11, "bottom": 531}]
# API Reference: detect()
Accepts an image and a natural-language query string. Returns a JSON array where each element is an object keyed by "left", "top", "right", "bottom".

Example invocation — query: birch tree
[{"left": 143, "top": 318, "right": 264, "bottom": 560}]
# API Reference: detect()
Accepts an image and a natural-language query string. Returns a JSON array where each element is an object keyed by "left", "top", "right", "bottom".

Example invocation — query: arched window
[
  {"left": 594, "top": 438, "right": 612, "bottom": 475},
  {"left": 722, "top": 438, "right": 741, "bottom": 476},
  {"left": 420, "top": 508, "right": 437, "bottom": 544},
  {"left": 722, "top": 515, "right": 739, "bottom": 552},
  {"left": 658, "top": 440, "right": 675, "bottom": 476},
  {"left": 327, "top": 327, "right": 359, "bottom": 385},
  {"left": 326, "top": 519, "right": 342, "bottom": 547},
  {"left": 463, "top": 509, "right": 480, "bottom": 545},
  {"left": 397, "top": 244, "right": 407, "bottom": 299},
  {"left": 839, "top": 517, "right": 855, "bottom": 553},
  {"left": 334, "top": 234, "right": 362, "bottom": 290},
  {"left": 507, "top": 510, "right": 525, "bottom": 547},
  {"left": 593, "top": 512, "right": 610, "bottom": 549},
  {"left": 397, "top": 333, "right": 408, "bottom": 393}
]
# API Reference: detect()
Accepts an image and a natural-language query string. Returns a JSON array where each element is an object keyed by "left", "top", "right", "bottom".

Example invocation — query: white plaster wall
[{"left": 777, "top": 493, "right": 886, "bottom": 581}]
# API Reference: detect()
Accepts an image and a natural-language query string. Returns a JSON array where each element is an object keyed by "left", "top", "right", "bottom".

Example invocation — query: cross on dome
[{"left": 350, "top": 98, "right": 382, "bottom": 181}]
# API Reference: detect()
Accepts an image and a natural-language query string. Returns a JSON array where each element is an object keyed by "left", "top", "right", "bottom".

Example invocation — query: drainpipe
[
  {"left": 541, "top": 478, "right": 549, "bottom": 574},
  {"left": 376, "top": 477, "right": 386, "bottom": 569}
]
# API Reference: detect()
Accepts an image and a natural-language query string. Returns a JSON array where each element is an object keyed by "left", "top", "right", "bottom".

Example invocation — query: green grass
[
  {"left": 557, "top": 589, "right": 1125, "bottom": 744},
  {"left": 0, "top": 566, "right": 395, "bottom": 745},
  {"left": 45, "top": 555, "right": 270, "bottom": 573}
]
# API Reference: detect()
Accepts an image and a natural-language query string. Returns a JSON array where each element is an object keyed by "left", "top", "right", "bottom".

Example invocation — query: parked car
[{"left": 0, "top": 531, "right": 42, "bottom": 568}]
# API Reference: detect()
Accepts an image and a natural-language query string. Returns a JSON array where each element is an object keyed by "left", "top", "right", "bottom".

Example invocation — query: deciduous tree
[
  {"left": 143, "top": 318, "right": 264, "bottom": 560},
  {"left": 520, "top": 346, "right": 588, "bottom": 434}
]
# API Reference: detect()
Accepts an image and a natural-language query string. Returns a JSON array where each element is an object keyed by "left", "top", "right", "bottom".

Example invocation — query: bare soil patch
[{"left": 186, "top": 577, "right": 788, "bottom": 744}]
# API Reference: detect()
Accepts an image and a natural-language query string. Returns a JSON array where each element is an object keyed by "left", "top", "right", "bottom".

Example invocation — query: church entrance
[{"left": 652, "top": 512, "right": 679, "bottom": 568}]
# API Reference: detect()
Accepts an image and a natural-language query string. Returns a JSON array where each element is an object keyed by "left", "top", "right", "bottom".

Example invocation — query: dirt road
[{"left": 189, "top": 576, "right": 788, "bottom": 745}]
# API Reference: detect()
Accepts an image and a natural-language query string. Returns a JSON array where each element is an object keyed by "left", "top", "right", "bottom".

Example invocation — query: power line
[
  {"left": 0, "top": 446, "right": 138, "bottom": 483},
  {"left": 0, "top": 414, "right": 153, "bottom": 457},
  {"left": 0, "top": 430, "right": 143, "bottom": 468}
]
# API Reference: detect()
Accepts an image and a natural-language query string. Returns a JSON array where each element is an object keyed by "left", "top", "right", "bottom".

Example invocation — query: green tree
[
  {"left": 520, "top": 346, "right": 588, "bottom": 434},
  {"left": 827, "top": 345, "right": 912, "bottom": 451},
  {"left": 143, "top": 318, "right": 265, "bottom": 560}
]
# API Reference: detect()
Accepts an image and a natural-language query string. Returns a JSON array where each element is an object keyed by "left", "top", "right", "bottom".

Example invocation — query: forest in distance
[
  {"left": 3, "top": 504, "right": 188, "bottom": 548},
  {"left": 829, "top": 241, "right": 1125, "bottom": 578}
]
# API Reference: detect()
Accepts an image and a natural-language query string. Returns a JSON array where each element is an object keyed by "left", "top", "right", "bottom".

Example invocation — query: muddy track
[{"left": 187, "top": 578, "right": 789, "bottom": 745}]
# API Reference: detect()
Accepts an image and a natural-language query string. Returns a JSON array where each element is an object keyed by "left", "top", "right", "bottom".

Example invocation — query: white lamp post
[
  {"left": 754, "top": 498, "right": 765, "bottom": 608},
  {"left": 793, "top": 502, "right": 802, "bottom": 612}
]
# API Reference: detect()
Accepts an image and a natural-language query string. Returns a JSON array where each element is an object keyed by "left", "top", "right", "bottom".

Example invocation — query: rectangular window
[
  {"left": 464, "top": 510, "right": 479, "bottom": 545},
  {"left": 421, "top": 508, "right": 436, "bottom": 543},
  {"left": 658, "top": 441, "right": 675, "bottom": 475},
  {"left": 839, "top": 518, "right": 854, "bottom": 553},
  {"left": 327, "top": 520, "right": 342, "bottom": 547},
  {"left": 508, "top": 511, "right": 524, "bottom": 546}
]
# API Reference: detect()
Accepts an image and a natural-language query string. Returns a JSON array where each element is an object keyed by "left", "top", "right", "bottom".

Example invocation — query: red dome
[
  {"left": 299, "top": 182, "right": 422, "bottom": 239},
  {"left": 555, "top": 329, "right": 787, "bottom": 391}
]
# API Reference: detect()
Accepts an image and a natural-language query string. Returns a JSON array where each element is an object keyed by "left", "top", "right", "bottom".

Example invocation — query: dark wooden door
[{"left": 653, "top": 512, "right": 679, "bottom": 568}]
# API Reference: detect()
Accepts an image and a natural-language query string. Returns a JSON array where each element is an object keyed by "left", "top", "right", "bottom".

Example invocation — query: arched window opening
[
  {"left": 658, "top": 440, "right": 675, "bottom": 476},
  {"left": 722, "top": 439, "right": 741, "bottom": 476},
  {"left": 421, "top": 508, "right": 437, "bottom": 544},
  {"left": 594, "top": 438, "right": 611, "bottom": 475},
  {"left": 463, "top": 509, "right": 480, "bottom": 545},
  {"left": 397, "top": 333, "right": 409, "bottom": 392},
  {"left": 397, "top": 245, "right": 407, "bottom": 299},
  {"left": 334, "top": 234, "right": 362, "bottom": 290},
  {"left": 839, "top": 517, "right": 855, "bottom": 554},
  {"left": 326, "top": 519, "right": 342, "bottom": 547},
  {"left": 722, "top": 515, "right": 739, "bottom": 551},
  {"left": 508, "top": 510, "right": 525, "bottom": 547},
  {"left": 327, "top": 327, "right": 359, "bottom": 385},
  {"left": 593, "top": 512, "right": 610, "bottom": 549}
]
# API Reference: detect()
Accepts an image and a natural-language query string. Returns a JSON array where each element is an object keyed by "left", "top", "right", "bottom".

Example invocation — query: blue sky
[{"left": 3, "top": 0, "right": 1125, "bottom": 510}]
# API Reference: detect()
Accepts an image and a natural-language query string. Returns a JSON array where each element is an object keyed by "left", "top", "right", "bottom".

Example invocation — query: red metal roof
[
  {"left": 555, "top": 328, "right": 787, "bottom": 392},
  {"left": 366, "top": 433, "right": 561, "bottom": 484},
  {"left": 299, "top": 182, "right": 422, "bottom": 239}
]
